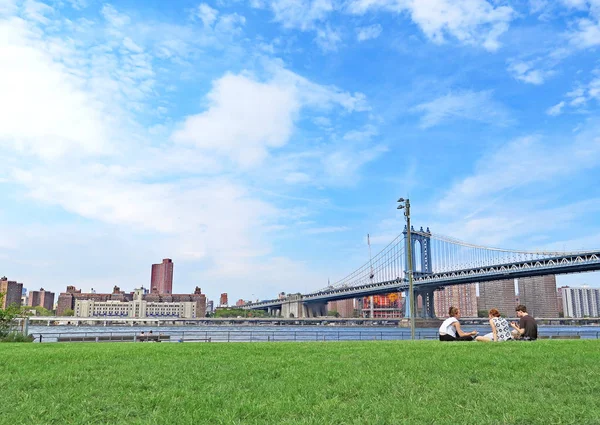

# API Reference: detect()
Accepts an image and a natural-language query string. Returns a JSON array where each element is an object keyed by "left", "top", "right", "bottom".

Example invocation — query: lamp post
[{"left": 397, "top": 198, "right": 415, "bottom": 340}]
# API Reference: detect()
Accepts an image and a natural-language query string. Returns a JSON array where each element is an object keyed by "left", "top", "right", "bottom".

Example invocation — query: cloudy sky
[{"left": 1, "top": 0, "right": 600, "bottom": 302}]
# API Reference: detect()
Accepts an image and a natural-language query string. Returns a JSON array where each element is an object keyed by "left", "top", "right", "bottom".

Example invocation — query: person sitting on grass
[
  {"left": 475, "top": 308, "right": 513, "bottom": 342},
  {"left": 510, "top": 304, "right": 538, "bottom": 341},
  {"left": 438, "top": 306, "right": 478, "bottom": 341}
]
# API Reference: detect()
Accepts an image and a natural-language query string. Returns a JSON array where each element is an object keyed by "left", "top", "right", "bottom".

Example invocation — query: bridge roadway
[{"left": 243, "top": 250, "right": 600, "bottom": 311}]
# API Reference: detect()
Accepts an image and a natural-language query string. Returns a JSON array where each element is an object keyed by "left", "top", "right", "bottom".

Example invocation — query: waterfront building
[
  {"left": 478, "top": 279, "right": 516, "bottom": 317},
  {"left": 75, "top": 288, "right": 200, "bottom": 319},
  {"left": 434, "top": 284, "right": 477, "bottom": 318},
  {"left": 57, "top": 285, "right": 206, "bottom": 317},
  {"left": 151, "top": 258, "right": 174, "bottom": 294},
  {"left": 219, "top": 293, "right": 228, "bottom": 307},
  {"left": 561, "top": 286, "right": 600, "bottom": 318},
  {"left": 359, "top": 293, "right": 403, "bottom": 318},
  {"left": 0, "top": 277, "right": 23, "bottom": 309},
  {"left": 28, "top": 288, "right": 55, "bottom": 311},
  {"left": 517, "top": 275, "right": 558, "bottom": 318},
  {"left": 327, "top": 298, "right": 355, "bottom": 317}
]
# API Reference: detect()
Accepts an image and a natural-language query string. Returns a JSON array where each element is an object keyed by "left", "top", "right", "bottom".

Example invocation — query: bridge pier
[{"left": 415, "top": 288, "right": 436, "bottom": 319}]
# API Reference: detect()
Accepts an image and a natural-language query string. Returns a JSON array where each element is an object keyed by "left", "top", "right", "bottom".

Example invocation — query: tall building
[
  {"left": 328, "top": 298, "right": 356, "bottom": 318},
  {"left": 219, "top": 293, "right": 228, "bottom": 307},
  {"left": 434, "top": 284, "right": 477, "bottom": 318},
  {"left": 561, "top": 286, "right": 600, "bottom": 318},
  {"left": 478, "top": 279, "right": 516, "bottom": 317},
  {"left": 150, "top": 258, "right": 174, "bottom": 294},
  {"left": 28, "top": 288, "right": 55, "bottom": 311},
  {"left": 518, "top": 275, "right": 558, "bottom": 318},
  {"left": 0, "top": 277, "right": 23, "bottom": 309}
]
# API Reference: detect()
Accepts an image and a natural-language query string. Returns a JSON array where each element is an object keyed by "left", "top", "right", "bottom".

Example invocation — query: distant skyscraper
[
  {"left": 0, "top": 277, "right": 23, "bottom": 309},
  {"left": 434, "top": 284, "right": 477, "bottom": 318},
  {"left": 561, "top": 286, "right": 600, "bottom": 318},
  {"left": 150, "top": 259, "right": 174, "bottom": 294},
  {"left": 478, "top": 279, "right": 516, "bottom": 317},
  {"left": 518, "top": 275, "right": 558, "bottom": 318},
  {"left": 219, "top": 293, "right": 228, "bottom": 307}
]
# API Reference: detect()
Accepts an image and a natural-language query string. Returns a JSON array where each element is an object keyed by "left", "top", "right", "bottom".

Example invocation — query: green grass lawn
[{"left": 1, "top": 340, "right": 599, "bottom": 425}]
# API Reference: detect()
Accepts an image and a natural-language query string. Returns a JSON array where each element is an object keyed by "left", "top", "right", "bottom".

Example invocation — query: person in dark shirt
[{"left": 510, "top": 305, "right": 538, "bottom": 340}]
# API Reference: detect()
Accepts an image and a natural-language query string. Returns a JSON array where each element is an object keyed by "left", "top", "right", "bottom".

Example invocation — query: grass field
[{"left": 1, "top": 340, "right": 599, "bottom": 425}]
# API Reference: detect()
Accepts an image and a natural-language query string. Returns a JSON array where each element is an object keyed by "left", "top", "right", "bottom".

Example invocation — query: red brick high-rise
[
  {"left": 0, "top": 277, "right": 23, "bottom": 309},
  {"left": 28, "top": 288, "right": 55, "bottom": 311},
  {"left": 151, "top": 258, "right": 174, "bottom": 294},
  {"left": 219, "top": 293, "right": 228, "bottom": 307}
]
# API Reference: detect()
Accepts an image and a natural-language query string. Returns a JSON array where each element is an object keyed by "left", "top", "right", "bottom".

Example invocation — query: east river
[{"left": 28, "top": 324, "right": 600, "bottom": 343}]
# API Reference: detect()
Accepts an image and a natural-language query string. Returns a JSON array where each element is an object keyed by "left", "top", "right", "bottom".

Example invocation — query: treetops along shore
[{"left": 2, "top": 340, "right": 599, "bottom": 424}]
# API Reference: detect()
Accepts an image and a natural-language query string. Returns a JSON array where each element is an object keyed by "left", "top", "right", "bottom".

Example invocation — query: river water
[{"left": 28, "top": 324, "right": 600, "bottom": 343}]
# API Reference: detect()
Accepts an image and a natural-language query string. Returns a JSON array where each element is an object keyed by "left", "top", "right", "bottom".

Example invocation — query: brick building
[
  {"left": 517, "top": 275, "right": 558, "bottom": 318},
  {"left": 151, "top": 258, "right": 174, "bottom": 294},
  {"left": 75, "top": 288, "right": 203, "bottom": 319},
  {"left": 0, "top": 277, "right": 23, "bottom": 309},
  {"left": 28, "top": 288, "right": 55, "bottom": 311},
  {"left": 57, "top": 285, "right": 133, "bottom": 315},
  {"left": 327, "top": 298, "right": 356, "bottom": 317},
  {"left": 478, "top": 279, "right": 516, "bottom": 317},
  {"left": 57, "top": 285, "right": 206, "bottom": 317},
  {"left": 219, "top": 293, "right": 228, "bottom": 307},
  {"left": 434, "top": 284, "right": 477, "bottom": 318}
]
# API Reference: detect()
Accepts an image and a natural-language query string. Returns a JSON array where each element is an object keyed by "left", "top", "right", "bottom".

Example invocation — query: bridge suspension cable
[
  {"left": 428, "top": 233, "right": 595, "bottom": 273},
  {"left": 312, "top": 234, "right": 406, "bottom": 293}
]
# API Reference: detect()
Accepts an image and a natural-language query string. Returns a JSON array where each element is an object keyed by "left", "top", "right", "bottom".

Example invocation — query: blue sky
[{"left": 1, "top": 0, "right": 600, "bottom": 302}]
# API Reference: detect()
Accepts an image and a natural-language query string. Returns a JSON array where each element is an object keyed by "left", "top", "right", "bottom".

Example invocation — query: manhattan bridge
[{"left": 243, "top": 223, "right": 600, "bottom": 318}]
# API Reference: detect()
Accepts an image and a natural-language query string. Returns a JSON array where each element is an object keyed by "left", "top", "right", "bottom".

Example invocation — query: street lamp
[{"left": 397, "top": 198, "right": 415, "bottom": 340}]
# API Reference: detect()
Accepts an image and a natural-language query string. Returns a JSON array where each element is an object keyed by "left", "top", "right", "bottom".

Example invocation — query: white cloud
[
  {"left": 23, "top": 0, "right": 53, "bottom": 24},
  {"left": 546, "top": 101, "right": 565, "bottom": 116},
  {"left": 0, "top": 17, "right": 113, "bottom": 159},
  {"left": 306, "top": 226, "right": 349, "bottom": 234},
  {"left": 195, "top": 3, "right": 219, "bottom": 27},
  {"left": 122, "top": 36, "right": 144, "bottom": 53},
  {"left": 413, "top": 90, "right": 511, "bottom": 128},
  {"left": 214, "top": 12, "right": 246, "bottom": 34},
  {"left": 507, "top": 60, "right": 554, "bottom": 85},
  {"left": 269, "top": 0, "right": 335, "bottom": 30},
  {"left": 315, "top": 26, "right": 342, "bottom": 51},
  {"left": 437, "top": 123, "right": 600, "bottom": 218},
  {"left": 172, "top": 73, "right": 299, "bottom": 168},
  {"left": 0, "top": 0, "right": 17, "bottom": 15},
  {"left": 554, "top": 70, "right": 600, "bottom": 112},
  {"left": 356, "top": 23, "right": 382, "bottom": 41},
  {"left": 347, "top": 0, "right": 515, "bottom": 51}
]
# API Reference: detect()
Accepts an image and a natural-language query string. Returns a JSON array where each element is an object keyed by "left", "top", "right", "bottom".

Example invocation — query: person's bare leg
[{"left": 475, "top": 336, "right": 491, "bottom": 342}]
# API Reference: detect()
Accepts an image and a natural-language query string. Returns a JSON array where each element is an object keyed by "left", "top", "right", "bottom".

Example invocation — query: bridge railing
[{"left": 29, "top": 328, "right": 600, "bottom": 343}]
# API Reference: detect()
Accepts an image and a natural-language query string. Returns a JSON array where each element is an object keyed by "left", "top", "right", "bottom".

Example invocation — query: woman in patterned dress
[{"left": 475, "top": 308, "right": 513, "bottom": 342}]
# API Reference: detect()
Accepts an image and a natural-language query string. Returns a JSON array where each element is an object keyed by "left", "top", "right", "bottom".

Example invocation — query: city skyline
[{"left": 1, "top": 1, "right": 600, "bottom": 302}]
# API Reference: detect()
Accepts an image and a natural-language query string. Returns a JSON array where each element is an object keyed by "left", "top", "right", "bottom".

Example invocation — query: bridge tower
[{"left": 403, "top": 226, "right": 435, "bottom": 319}]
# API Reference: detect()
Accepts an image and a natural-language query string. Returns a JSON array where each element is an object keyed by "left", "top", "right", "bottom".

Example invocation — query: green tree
[
  {"left": 21, "top": 306, "right": 54, "bottom": 316},
  {"left": 477, "top": 310, "right": 489, "bottom": 318},
  {"left": 0, "top": 293, "right": 22, "bottom": 339},
  {"left": 63, "top": 309, "right": 75, "bottom": 317}
]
